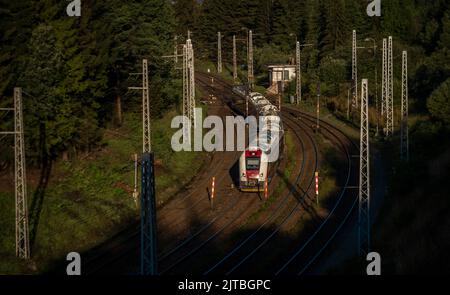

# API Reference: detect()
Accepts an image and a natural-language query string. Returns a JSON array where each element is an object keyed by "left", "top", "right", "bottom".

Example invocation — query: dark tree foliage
[
  {"left": 173, "top": 0, "right": 199, "bottom": 36},
  {"left": 427, "top": 78, "right": 450, "bottom": 126},
  {"left": 0, "top": 0, "right": 176, "bottom": 164},
  {"left": 1, "top": 0, "right": 450, "bottom": 164}
]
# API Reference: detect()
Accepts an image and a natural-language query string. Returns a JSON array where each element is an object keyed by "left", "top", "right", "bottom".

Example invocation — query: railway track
[
  {"left": 85, "top": 71, "right": 357, "bottom": 275},
  {"left": 202, "top": 112, "right": 318, "bottom": 275},
  {"left": 203, "top": 74, "right": 359, "bottom": 275},
  {"left": 275, "top": 107, "right": 359, "bottom": 275},
  {"left": 83, "top": 72, "right": 297, "bottom": 275},
  {"left": 83, "top": 95, "right": 249, "bottom": 274},
  {"left": 158, "top": 74, "right": 310, "bottom": 274}
]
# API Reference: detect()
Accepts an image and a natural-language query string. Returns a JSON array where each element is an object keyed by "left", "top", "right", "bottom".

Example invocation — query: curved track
[
  {"left": 84, "top": 72, "right": 358, "bottom": 275},
  {"left": 204, "top": 74, "right": 359, "bottom": 275},
  {"left": 83, "top": 72, "right": 301, "bottom": 274},
  {"left": 158, "top": 74, "right": 310, "bottom": 274}
]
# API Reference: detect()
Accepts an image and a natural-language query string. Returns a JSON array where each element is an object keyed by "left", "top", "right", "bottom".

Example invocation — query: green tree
[
  {"left": 319, "top": 56, "right": 347, "bottom": 96},
  {"left": 270, "top": 0, "right": 292, "bottom": 50},
  {"left": 322, "top": 0, "right": 348, "bottom": 54},
  {"left": 427, "top": 78, "right": 450, "bottom": 126},
  {"left": 173, "top": 0, "right": 199, "bottom": 36},
  {"left": 0, "top": 0, "right": 35, "bottom": 97},
  {"left": 438, "top": 11, "right": 450, "bottom": 49},
  {"left": 19, "top": 25, "right": 66, "bottom": 161},
  {"left": 108, "top": 0, "right": 176, "bottom": 121}
]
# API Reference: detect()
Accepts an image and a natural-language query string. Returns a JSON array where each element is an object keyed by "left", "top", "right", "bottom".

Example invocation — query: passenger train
[{"left": 236, "top": 90, "right": 284, "bottom": 192}]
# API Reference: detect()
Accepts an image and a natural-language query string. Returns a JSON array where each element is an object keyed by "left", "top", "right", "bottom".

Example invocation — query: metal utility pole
[
  {"left": 316, "top": 82, "right": 320, "bottom": 131},
  {"left": 365, "top": 37, "right": 379, "bottom": 136},
  {"left": 182, "top": 44, "right": 189, "bottom": 125},
  {"left": 174, "top": 36, "right": 178, "bottom": 65},
  {"left": 359, "top": 79, "right": 370, "bottom": 256},
  {"left": 129, "top": 60, "right": 158, "bottom": 275},
  {"left": 401, "top": 50, "right": 409, "bottom": 161},
  {"left": 386, "top": 36, "right": 394, "bottom": 137},
  {"left": 133, "top": 153, "right": 139, "bottom": 206},
  {"left": 248, "top": 30, "right": 254, "bottom": 91},
  {"left": 375, "top": 66, "right": 379, "bottom": 136},
  {"left": 14, "top": 88, "right": 30, "bottom": 259},
  {"left": 246, "top": 87, "right": 249, "bottom": 117},
  {"left": 217, "top": 32, "right": 222, "bottom": 73},
  {"left": 187, "top": 39, "right": 196, "bottom": 128},
  {"left": 233, "top": 35, "right": 237, "bottom": 83},
  {"left": 129, "top": 60, "right": 152, "bottom": 152},
  {"left": 128, "top": 60, "right": 157, "bottom": 274},
  {"left": 347, "top": 89, "right": 350, "bottom": 120},
  {"left": 352, "top": 30, "right": 358, "bottom": 110},
  {"left": 182, "top": 40, "right": 196, "bottom": 132},
  {"left": 296, "top": 41, "right": 301, "bottom": 104},
  {"left": 381, "top": 38, "right": 387, "bottom": 118},
  {"left": 0, "top": 88, "right": 30, "bottom": 259},
  {"left": 140, "top": 152, "right": 157, "bottom": 275},
  {"left": 142, "top": 59, "right": 151, "bottom": 153}
]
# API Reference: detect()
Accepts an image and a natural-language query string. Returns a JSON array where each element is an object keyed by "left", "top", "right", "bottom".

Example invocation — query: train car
[
  {"left": 238, "top": 91, "right": 284, "bottom": 192},
  {"left": 249, "top": 92, "right": 265, "bottom": 103},
  {"left": 239, "top": 148, "right": 269, "bottom": 192},
  {"left": 255, "top": 99, "right": 271, "bottom": 109}
]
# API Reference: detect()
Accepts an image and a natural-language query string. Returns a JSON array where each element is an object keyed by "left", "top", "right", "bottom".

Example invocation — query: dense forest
[
  {"left": 1, "top": 0, "right": 450, "bottom": 274},
  {"left": 1, "top": 0, "right": 449, "bottom": 166}
]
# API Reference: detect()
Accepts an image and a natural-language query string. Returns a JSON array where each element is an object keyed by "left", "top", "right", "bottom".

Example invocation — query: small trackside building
[{"left": 267, "top": 64, "right": 296, "bottom": 94}]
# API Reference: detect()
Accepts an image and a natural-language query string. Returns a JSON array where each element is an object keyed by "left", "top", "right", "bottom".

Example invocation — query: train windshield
[{"left": 246, "top": 157, "right": 260, "bottom": 170}]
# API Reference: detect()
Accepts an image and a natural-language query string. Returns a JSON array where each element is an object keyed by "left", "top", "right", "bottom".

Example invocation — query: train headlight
[{"left": 260, "top": 173, "right": 264, "bottom": 177}]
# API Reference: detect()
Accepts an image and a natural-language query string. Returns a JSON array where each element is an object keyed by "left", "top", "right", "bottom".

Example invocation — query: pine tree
[
  {"left": 173, "top": 0, "right": 199, "bottom": 35},
  {"left": 0, "top": 0, "right": 35, "bottom": 98},
  {"left": 19, "top": 24, "right": 66, "bottom": 159},
  {"left": 257, "top": 0, "right": 273, "bottom": 44},
  {"left": 438, "top": 10, "right": 450, "bottom": 49},
  {"left": 108, "top": 0, "right": 176, "bottom": 119},
  {"left": 322, "top": 0, "right": 348, "bottom": 54},
  {"left": 271, "top": 0, "right": 292, "bottom": 51}
]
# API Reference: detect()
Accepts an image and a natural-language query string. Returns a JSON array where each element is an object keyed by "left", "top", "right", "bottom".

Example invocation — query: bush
[
  {"left": 427, "top": 78, "right": 450, "bottom": 126},
  {"left": 318, "top": 56, "right": 347, "bottom": 96}
]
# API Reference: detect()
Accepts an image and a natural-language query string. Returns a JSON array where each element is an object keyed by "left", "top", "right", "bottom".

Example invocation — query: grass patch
[{"left": 288, "top": 132, "right": 343, "bottom": 235}]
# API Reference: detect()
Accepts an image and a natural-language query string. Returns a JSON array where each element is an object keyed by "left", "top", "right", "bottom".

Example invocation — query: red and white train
[
  {"left": 238, "top": 92, "right": 284, "bottom": 192},
  {"left": 239, "top": 148, "right": 269, "bottom": 192}
]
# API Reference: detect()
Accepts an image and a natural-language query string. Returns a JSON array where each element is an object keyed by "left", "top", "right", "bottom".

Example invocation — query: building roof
[{"left": 267, "top": 64, "right": 296, "bottom": 69}]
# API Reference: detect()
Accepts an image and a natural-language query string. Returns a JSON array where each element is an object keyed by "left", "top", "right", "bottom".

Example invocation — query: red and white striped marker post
[
  {"left": 211, "top": 176, "right": 215, "bottom": 209},
  {"left": 264, "top": 176, "right": 269, "bottom": 200},
  {"left": 315, "top": 172, "right": 319, "bottom": 205}
]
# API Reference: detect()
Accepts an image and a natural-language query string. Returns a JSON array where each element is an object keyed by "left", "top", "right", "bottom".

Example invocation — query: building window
[{"left": 284, "top": 70, "right": 289, "bottom": 80}]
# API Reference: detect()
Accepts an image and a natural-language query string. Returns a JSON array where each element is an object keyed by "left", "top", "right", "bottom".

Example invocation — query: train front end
[{"left": 239, "top": 149, "right": 268, "bottom": 192}]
